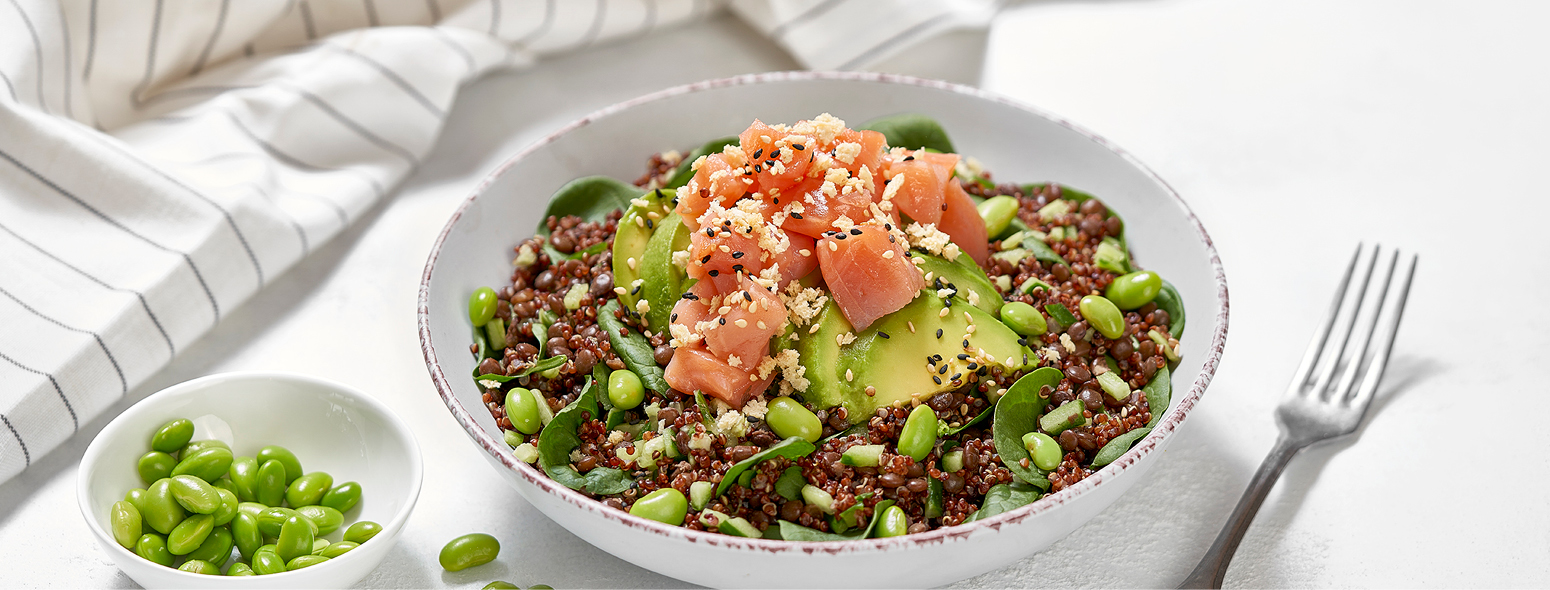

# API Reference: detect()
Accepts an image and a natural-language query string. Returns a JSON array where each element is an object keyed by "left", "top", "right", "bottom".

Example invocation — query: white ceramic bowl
[
  {"left": 419, "top": 71, "right": 1228, "bottom": 588},
  {"left": 77, "top": 372, "right": 423, "bottom": 589}
]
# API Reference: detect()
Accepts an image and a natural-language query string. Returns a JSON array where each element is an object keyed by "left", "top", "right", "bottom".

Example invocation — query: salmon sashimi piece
[
  {"left": 886, "top": 151, "right": 960, "bottom": 226},
  {"left": 834, "top": 129, "right": 888, "bottom": 184},
  {"left": 780, "top": 180, "right": 893, "bottom": 239},
  {"left": 701, "top": 277, "right": 786, "bottom": 364},
  {"left": 676, "top": 152, "right": 749, "bottom": 221},
  {"left": 686, "top": 218, "right": 764, "bottom": 293},
  {"left": 815, "top": 225, "right": 924, "bottom": 331},
  {"left": 770, "top": 230, "right": 818, "bottom": 288},
  {"left": 937, "top": 178, "right": 990, "bottom": 267},
  {"left": 664, "top": 344, "right": 769, "bottom": 408}
]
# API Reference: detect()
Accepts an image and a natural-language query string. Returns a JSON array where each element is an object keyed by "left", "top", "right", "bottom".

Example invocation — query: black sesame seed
[
  {"left": 1017, "top": 338, "right": 1028, "bottom": 346},
  {"left": 701, "top": 255, "right": 712, "bottom": 263},
  {"left": 732, "top": 264, "right": 744, "bottom": 272},
  {"left": 903, "top": 155, "right": 915, "bottom": 161},
  {"left": 754, "top": 164, "right": 762, "bottom": 173},
  {"left": 933, "top": 376, "right": 942, "bottom": 385},
  {"left": 835, "top": 234, "right": 847, "bottom": 240},
  {"left": 938, "top": 365, "right": 949, "bottom": 375},
  {"left": 706, "top": 229, "right": 716, "bottom": 237},
  {"left": 888, "top": 235, "right": 896, "bottom": 243},
  {"left": 978, "top": 366, "right": 989, "bottom": 376},
  {"left": 753, "top": 148, "right": 763, "bottom": 159},
  {"left": 951, "top": 373, "right": 962, "bottom": 381},
  {"left": 766, "top": 159, "right": 776, "bottom": 167},
  {"left": 709, "top": 270, "right": 720, "bottom": 277},
  {"left": 682, "top": 292, "right": 697, "bottom": 300},
  {"left": 963, "top": 339, "right": 971, "bottom": 348},
  {"left": 630, "top": 285, "right": 641, "bottom": 295},
  {"left": 790, "top": 212, "right": 803, "bottom": 219},
  {"left": 654, "top": 189, "right": 665, "bottom": 198},
  {"left": 646, "top": 219, "right": 654, "bottom": 229},
  {"left": 885, "top": 223, "right": 893, "bottom": 230},
  {"left": 967, "top": 363, "right": 979, "bottom": 371},
  {"left": 723, "top": 220, "right": 732, "bottom": 226},
  {"left": 927, "top": 355, "right": 936, "bottom": 364},
  {"left": 671, "top": 313, "right": 679, "bottom": 321},
  {"left": 941, "top": 203, "right": 949, "bottom": 211},
  {"left": 878, "top": 331, "right": 890, "bottom": 339},
  {"left": 849, "top": 228, "right": 863, "bottom": 235},
  {"left": 732, "top": 251, "right": 745, "bottom": 259},
  {"left": 936, "top": 329, "right": 943, "bottom": 338},
  {"left": 744, "top": 291, "right": 754, "bottom": 302},
  {"left": 956, "top": 354, "right": 969, "bottom": 360},
  {"left": 719, "top": 318, "right": 726, "bottom": 325},
  {"left": 793, "top": 143, "right": 805, "bottom": 150},
  {"left": 771, "top": 149, "right": 780, "bottom": 159}
]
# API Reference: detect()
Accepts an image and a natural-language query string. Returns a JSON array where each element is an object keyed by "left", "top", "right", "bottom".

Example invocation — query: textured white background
[{"left": 3, "top": 0, "right": 1548, "bottom": 586}]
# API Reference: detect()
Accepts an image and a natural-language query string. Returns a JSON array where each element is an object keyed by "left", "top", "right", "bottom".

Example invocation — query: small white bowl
[
  {"left": 77, "top": 372, "right": 423, "bottom": 589},
  {"left": 420, "top": 71, "right": 1229, "bottom": 588}
]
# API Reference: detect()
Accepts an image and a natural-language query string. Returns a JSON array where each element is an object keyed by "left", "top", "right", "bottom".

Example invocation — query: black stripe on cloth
[
  {"left": 0, "top": 351, "right": 78, "bottom": 431},
  {"left": 835, "top": 13, "right": 947, "bottom": 71},
  {"left": 131, "top": 0, "right": 165, "bottom": 106},
  {"left": 1, "top": 70, "right": 16, "bottom": 102},
  {"left": 326, "top": 44, "right": 444, "bottom": 118},
  {"left": 52, "top": 1, "right": 73, "bottom": 120},
  {"left": 189, "top": 0, "right": 231, "bottom": 76},
  {"left": 299, "top": 1, "right": 317, "bottom": 40},
  {"left": 4, "top": 0, "right": 49, "bottom": 113},
  {"left": 0, "top": 148, "right": 223, "bottom": 320},
  {"left": 1, "top": 414, "right": 27, "bottom": 467},
  {"left": 487, "top": 0, "right": 499, "bottom": 36},
  {"left": 0, "top": 286, "right": 126, "bottom": 395},
  {"left": 228, "top": 182, "right": 310, "bottom": 252},
  {"left": 429, "top": 28, "right": 476, "bottom": 74},
  {"left": 83, "top": 0, "right": 97, "bottom": 80},
  {"left": 425, "top": 0, "right": 441, "bottom": 22},
  {"left": 516, "top": 0, "right": 555, "bottom": 45},
  {"left": 283, "top": 84, "right": 421, "bottom": 165},
  {"left": 770, "top": 0, "right": 847, "bottom": 39},
  {"left": 363, "top": 0, "right": 379, "bottom": 27},
  {"left": 0, "top": 221, "right": 176, "bottom": 356},
  {"left": 221, "top": 111, "right": 370, "bottom": 222}
]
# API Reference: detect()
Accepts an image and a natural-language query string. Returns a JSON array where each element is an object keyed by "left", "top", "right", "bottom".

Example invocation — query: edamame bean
[
  {"left": 137, "top": 451, "right": 177, "bottom": 485},
  {"left": 977, "top": 196, "right": 1021, "bottom": 239},
  {"left": 251, "top": 550, "right": 288, "bottom": 575},
  {"left": 276, "top": 515, "right": 314, "bottom": 563},
  {"left": 319, "top": 541, "right": 358, "bottom": 558},
  {"left": 214, "top": 476, "right": 239, "bottom": 497},
  {"left": 142, "top": 478, "right": 186, "bottom": 535},
  {"left": 875, "top": 505, "right": 909, "bottom": 538},
  {"left": 185, "top": 525, "right": 234, "bottom": 564},
  {"left": 178, "top": 559, "right": 221, "bottom": 575},
  {"left": 765, "top": 397, "right": 822, "bottom": 443},
  {"left": 110, "top": 500, "right": 141, "bottom": 549},
  {"left": 169, "top": 474, "right": 223, "bottom": 514},
  {"left": 232, "top": 512, "right": 262, "bottom": 560},
  {"left": 257, "top": 544, "right": 277, "bottom": 556},
  {"left": 505, "top": 387, "right": 543, "bottom": 434},
  {"left": 469, "top": 286, "right": 498, "bottom": 327},
  {"left": 296, "top": 505, "right": 344, "bottom": 536},
  {"left": 310, "top": 538, "right": 331, "bottom": 555},
  {"left": 896, "top": 405, "right": 939, "bottom": 462},
  {"left": 135, "top": 533, "right": 174, "bottom": 566},
  {"left": 183, "top": 439, "right": 230, "bottom": 456},
  {"left": 1078, "top": 295, "right": 1127, "bottom": 339},
  {"left": 607, "top": 370, "right": 644, "bottom": 410},
  {"left": 628, "top": 488, "right": 687, "bottom": 526},
  {"left": 343, "top": 521, "right": 382, "bottom": 544},
  {"left": 483, "top": 582, "right": 520, "bottom": 590},
  {"left": 150, "top": 418, "right": 194, "bottom": 454},
  {"left": 237, "top": 501, "right": 266, "bottom": 519},
  {"left": 124, "top": 488, "right": 148, "bottom": 512},
  {"left": 1105, "top": 270, "right": 1163, "bottom": 310},
  {"left": 1021, "top": 432, "right": 1062, "bottom": 471},
  {"left": 258, "top": 506, "right": 315, "bottom": 537},
  {"left": 321, "top": 481, "right": 362, "bottom": 513},
  {"left": 256, "top": 445, "right": 303, "bottom": 484},
  {"left": 171, "top": 447, "right": 234, "bottom": 483},
  {"left": 226, "top": 562, "right": 255, "bottom": 576},
  {"left": 999, "top": 301, "right": 1047, "bottom": 336},
  {"left": 228, "top": 457, "right": 260, "bottom": 502},
  {"left": 285, "top": 471, "right": 334, "bottom": 507},
  {"left": 212, "top": 487, "right": 239, "bottom": 526},
  {"left": 168, "top": 514, "right": 214, "bottom": 555},
  {"left": 439, "top": 533, "right": 500, "bottom": 572},
  {"left": 255, "top": 459, "right": 287, "bottom": 506},
  {"left": 287, "top": 555, "right": 330, "bottom": 570}
]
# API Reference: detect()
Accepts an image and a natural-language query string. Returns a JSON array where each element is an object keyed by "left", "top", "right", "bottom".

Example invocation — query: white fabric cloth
[{"left": 0, "top": 0, "right": 996, "bottom": 484}]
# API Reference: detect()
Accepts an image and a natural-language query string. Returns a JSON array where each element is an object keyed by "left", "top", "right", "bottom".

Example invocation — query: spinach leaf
[
  {"left": 473, "top": 356, "right": 567, "bottom": 383},
  {"left": 831, "top": 497, "right": 896, "bottom": 537},
  {"left": 1090, "top": 366, "right": 1171, "bottom": 467},
  {"left": 775, "top": 466, "right": 806, "bottom": 501},
  {"left": 974, "top": 481, "right": 1041, "bottom": 520},
  {"left": 536, "top": 176, "right": 641, "bottom": 236},
  {"left": 821, "top": 423, "right": 868, "bottom": 443},
  {"left": 859, "top": 113, "right": 955, "bottom": 153},
  {"left": 1154, "top": 280, "right": 1186, "bottom": 339},
  {"left": 1091, "top": 427, "right": 1150, "bottom": 467},
  {"left": 694, "top": 391, "right": 715, "bottom": 428},
  {"left": 598, "top": 300, "right": 669, "bottom": 394},
  {"left": 1021, "top": 235, "right": 1068, "bottom": 267},
  {"left": 536, "top": 377, "right": 601, "bottom": 490},
  {"left": 715, "top": 437, "right": 816, "bottom": 497},
  {"left": 938, "top": 405, "right": 992, "bottom": 436},
  {"left": 666, "top": 136, "right": 739, "bottom": 189},
  {"left": 472, "top": 326, "right": 493, "bottom": 361},
  {"left": 1044, "top": 303, "right": 1079, "bottom": 330},
  {"left": 992, "top": 367, "right": 1061, "bottom": 489},
  {"left": 533, "top": 309, "right": 557, "bottom": 357},
  {"left": 777, "top": 520, "right": 852, "bottom": 542},
  {"left": 581, "top": 466, "right": 634, "bottom": 495}
]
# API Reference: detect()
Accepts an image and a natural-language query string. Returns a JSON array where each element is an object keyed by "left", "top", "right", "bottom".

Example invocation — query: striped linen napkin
[{"left": 0, "top": 0, "right": 997, "bottom": 484}]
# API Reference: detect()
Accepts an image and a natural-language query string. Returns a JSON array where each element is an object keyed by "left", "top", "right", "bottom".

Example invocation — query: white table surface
[{"left": 4, "top": 0, "right": 1548, "bottom": 587}]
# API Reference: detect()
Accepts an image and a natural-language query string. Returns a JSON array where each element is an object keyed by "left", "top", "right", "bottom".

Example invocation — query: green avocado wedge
[
  {"left": 639, "top": 212, "right": 694, "bottom": 331},
  {"left": 611, "top": 188, "right": 674, "bottom": 313},
  {"left": 911, "top": 251, "right": 1003, "bottom": 316}
]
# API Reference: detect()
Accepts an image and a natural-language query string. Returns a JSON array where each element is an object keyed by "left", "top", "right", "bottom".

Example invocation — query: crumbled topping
[
  {"left": 715, "top": 410, "right": 750, "bottom": 439},
  {"left": 742, "top": 397, "right": 768, "bottom": 420},
  {"left": 837, "top": 332, "right": 856, "bottom": 346},
  {"left": 831, "top": 215, "right": 856, "bottom": 232},
  {"left": 907, "top": 222, "right": 952, "bottom": 255},
  {"left": 607, "top": 430, "right": 627, "bottom": 445},
  {"left": 791, "top": 113, "right": 846, "bottom": 146},
  {"left": 727, "top": 354, "right": 743, "bottom": 368},
  {"left": 721, "top": 144, "right": 748, "bottom": 168},
  {"left": 774, "top": 348, "right": 808, "bottom": 393},
  {"left": 1060, "top": 333, "right": 1077, "bottom": 353},
  {"left": 781, "top": 283, "right": 829, "bottom": 326},
  {"left": 672, "top": 250, "right": 690, "bottom": 269},
  {"left": 833, "top": 142, "right": 861, "bottom": 165}
]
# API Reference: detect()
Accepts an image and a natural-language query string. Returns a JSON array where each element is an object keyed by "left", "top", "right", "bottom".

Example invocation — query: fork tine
[
  {"left": 1308, "top": 244, "right": 1381, "bottom": 400},
  {"left": 1285, "top": 244, "right": 1364, "bottom": 396},
  {"left": 1348, "top": 253, "right": 1417, "bottom": 411},
  {"left": 1332, "top": 248, "right": 1399, "bottom": 403}
]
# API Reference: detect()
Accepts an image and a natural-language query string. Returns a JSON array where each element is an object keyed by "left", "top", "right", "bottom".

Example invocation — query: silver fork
[{"left": 1179, "top": 243, "right": 1418, "bottom": 589}]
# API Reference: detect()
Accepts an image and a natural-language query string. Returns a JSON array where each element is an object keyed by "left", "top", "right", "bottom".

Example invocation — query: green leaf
[
  {"left": 715, "top": 437, "right": 816, "bottom": 497},
  {"left": 1044, "top": 303, "right": 1079, "bottom": 330},
  {"left": 473, "top": 356, "right": 567, "bottom": 383},
  {"left": 694, "top": 391, "right": 715, "bottom": 428},
  {"left": 938, "top": 405, "right": 992, "bottom": 437},
  {"left": 777, "top": 520, "right": 852, "bottom": 542},
  {"left": 992, "top": 368, "right": 1061, "bottom": 489},
  {"left": 537, "top": 176, "right": 641, "bottom": 236},
  {"left": 581, "top": 467, "right": 634, "bottom": 495},
  {"left": 1094, "top": 237, "right": 1130, "bottom": 274},
  {"left": 598, "top": 300, "right": 669, "bottom": 394},
  {"left": 775, "top": 466, "right": 806, "bottom": 502},
  {"left": 859, "top": 113, "right": 955, "bottom": 153},
  {"left": 1144, "top": 365, "right": 1171, "bottom": 428},
  {"left": 666, "top": 137, "right": 739, "bottom": 189},
  {"left": 1021, "top": 235, "right": 1068, "bottom": 267},
  {"left": 1154, "top": 280, "right": 1186, "bottom": 339},
  {"left": 1091, "top": 427, "right": 1150, "bottom": 468},
  {"left": 975, "top": 481, "right": 1041, "bottom": 520},
  {"left": 536, "top": 377, "right": 601, "bottom": 490}
]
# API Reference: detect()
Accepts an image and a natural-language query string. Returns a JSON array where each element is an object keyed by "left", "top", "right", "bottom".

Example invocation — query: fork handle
[{"left": 1179, "top": 435, "right": 1306, "bottom": 588}]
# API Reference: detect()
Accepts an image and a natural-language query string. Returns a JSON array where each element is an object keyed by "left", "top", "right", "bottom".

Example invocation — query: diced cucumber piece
[
  {"left": 801, "top": 484, "right": 835, "bottom": 514},
  {"left": 924, "top": 478, "right": 945, "bottom": 519},
  {"left": 719, "top": 517, "right": 761, "bottom": 538},
  {"left": 840, "top": 445, "right": 885, "bottom": 467},
  {"left": 1037, "top": 200, "right": 1070, "bottom": 222},
  {"left": 1039, "top": 400, "right": 1087, "bottom": 435},
  {"left": 941, "top": 450, "right": 965, "bottom": 473},
  {"left": 991, "top": 248, "right": 1029, "bottom": 266},
  {"left": 1094, "top": 237, "right": 1129, "bottom": 274},
  {"left": 512, "top": 442, "right": 538, "bottom": 463},
  {"left": 1019, "top": 276, "right": 1052, "bottom": 294},
  {"left": 1096, "top": 371, "right": 1131, "bottom": 400},
  {"left": 689, "top": 481, "right": 714, "bottom": 511},
  {"left": 698, "top": 509, "right": 727, "bottom": 528}
]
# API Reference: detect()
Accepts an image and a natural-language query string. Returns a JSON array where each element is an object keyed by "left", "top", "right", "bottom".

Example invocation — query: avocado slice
[
  {"left": 911, "top": 252, "right": 1003, "bottom": 316},
  {"left": 611, "top": 188, "right": 674, "bottom": 313},
  {"left": 794, "top": 300, "right": 854, "bottom": 411},
  {"left": 638, "top": 212, "right": 693, "bottom": 331}
]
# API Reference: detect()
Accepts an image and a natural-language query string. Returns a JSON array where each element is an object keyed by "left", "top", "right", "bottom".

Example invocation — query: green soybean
[
  {"left": 1106, "top": 270, "right": 1163, "bottom": 310},
  {"left": 1022, "top": 432, "right": 1062, "bottom": 471},
  {"left": 171, "top": 447, "right": 234, "bottom": 483},
  {"left": 226, "top": 562, "right": 255, "bottom": 576},
  {"left": 1079, "top": 294, "right": 1128, "bottom": 340},
  {"left": 228, "top": 457, "right": 260, "bottom": 502},
  {"left": 232, "top": 512, "right": 262, "bottom": 560},
  {"left": 439, "top": 533, "right": 500, "bottom": 572},
  {"left": 999, "top": 301, "right": 1047, "bottom": 336},
  {"left": 150, "top": 418, "right": 194, "bottom": 454},
  {"left": 237, "top": 501, "right": 267, "bottom": 519},
  {"left": 179, "top": 559, "right": 221, "bottom": 575},
  {"left": 258, "top": 506, "right": 315, "bottom": 537},
  {"left": 285, "top": 471, "right": 334, "bottom": 507},
  {"left": 169, "top": 474, "right": 223, "bottom": 514},
  {"left": 137, "top": 451, "right": 177, "bottom": 485},
  {"left": 255, "top": 459, "right": 287, "bottom": 506},
  {"left": 319, "top": 541, "right": 358, "bottom": 559},
  {"left": 607, "top": 370, "right": 645, "bottom": 410},
  {"left": 765, "top": 397, "right": 822, "bottom": 443},
  {"left": 629, "top": 488, "right": 687, "bottom": 526},
  {"left": 296, "top": 505, "right": 344, "bottom": 536},
  {"left": 287, "top": 555, "right": 330, "bottom": 570},
  {"left": 183, "top": 439, "right": 230, "bottom": 456},
  {"left": 257, "top": 544, "right": 277, "bottom": 556},
  {"left": 310, "top": 538, "right": 332, "bottom": 555},
  {"left": 110, "top": 500, "right": 142, "bottom": 549},
  {"left": 251, "top": 550, "right": 288, "bottom": 575},
  {"left": 505, "top": 387, "right": 543, "bottom": 435},
  {"left": 168, "top": 513, "right": 214, "bottom": 555},
  {"left": 483, "top": 583, "right": 520, "bottom": 590},
  {"left": 124, "top": 488, "right": 148, "bottom": 511},
  {"left": 875, "top": 505, "right": 909, "bottom": 538},
  {"left": 256, "top": 446, "right": 303, "bottom": 484},
  {"left": 213, "top": 476, "right": 240, "bottom": 498},
  {"left": 184, "top": 525, "right": 234, "bottom": 564},
  {"left": 142, "top": 478, "right": 186, "bottom": 535},
  {"left": 896, "top": 405, "right": 939, "bottom": 462},
  {"left": 343, "top": 521, "right": 382, "bottom": 544},
  {"left": 469, "top": 286, "right": 498, "bottom": 327},
  {"left": 212, "top": 487, "right": 239, "bottom": 525},
  {"left": 276, "top": 515, "right": 314, "bottom": 563},
  {"left": 135, "top": 533, "right": 174, "bottom": 566},
  {"left": 320, "top": 481, "right": 362, "bottom": 513},
  {"left": 977, "top": 196, "right": 1021, "bottom": 239}
]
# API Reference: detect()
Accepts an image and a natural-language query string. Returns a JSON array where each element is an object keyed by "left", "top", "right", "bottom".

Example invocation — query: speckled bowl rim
[{"left": 418, "top": 71, "right": 1229, "bottom": 555}]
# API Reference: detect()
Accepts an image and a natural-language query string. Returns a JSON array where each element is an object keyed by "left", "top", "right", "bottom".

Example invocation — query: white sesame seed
[
  {"left": 735, "top": 319, "right": 748, "bottom": 328},
  {"left": 827, "top": 241, "right": 838, "bottom": 252},
  {"left": 938, "top": 307, "right": 950, "bottom": 318},
  {"left": 627, "top": 257, "right": 637, "bottom": 270}
]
